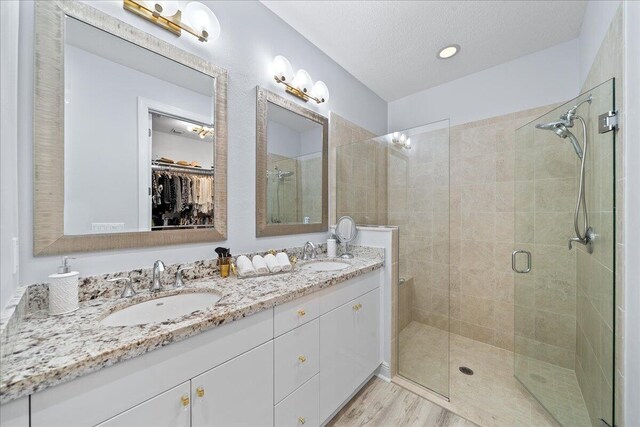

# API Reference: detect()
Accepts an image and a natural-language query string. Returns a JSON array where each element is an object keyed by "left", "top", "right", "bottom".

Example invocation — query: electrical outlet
[{"left": 91, "top": 223, "right": 125, "bottom": 233}]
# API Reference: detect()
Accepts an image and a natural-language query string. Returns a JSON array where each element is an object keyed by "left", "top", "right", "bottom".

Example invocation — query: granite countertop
[{"left": 0, "top": 247, "right": 383, "bottom": 404}]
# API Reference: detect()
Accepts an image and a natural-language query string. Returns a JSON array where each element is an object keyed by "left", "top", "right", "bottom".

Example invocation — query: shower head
[{"left": 535, "top": 121, "right": 584, "bottom": 159}]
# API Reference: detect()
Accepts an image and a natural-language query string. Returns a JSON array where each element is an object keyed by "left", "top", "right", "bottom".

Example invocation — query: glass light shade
[
  {"left": 272, "top": 55, "right": 294, "bottom": 83},
  {"left": 399, "top": 133, "right": 407, "bottom": 144},
  {"left": 293, "top": 69, "right": 312, "bottom": 94},
  {"left": 311, "top": 80, "right": 329, "bottom": 102},
  {"left": 183, "top": 2, "right": 220, "bottom": 41},
  {"left": 405, "top": 137, "right": 411, "bottom": 148},
  {"left": 147, "top": 1, "right": 179, "bottom": 17}
]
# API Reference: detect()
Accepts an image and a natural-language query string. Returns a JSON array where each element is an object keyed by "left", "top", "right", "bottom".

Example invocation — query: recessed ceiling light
[{"left": 438, "top": 44, "right": 460, "bottom": 59}]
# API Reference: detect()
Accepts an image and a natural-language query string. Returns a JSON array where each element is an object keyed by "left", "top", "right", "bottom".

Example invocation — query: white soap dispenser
[{"left": 48, "top": 256, "right": 79, "bottom": 315}]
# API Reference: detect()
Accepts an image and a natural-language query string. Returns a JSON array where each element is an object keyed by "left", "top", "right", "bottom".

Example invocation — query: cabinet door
[
  {"left": 191, "top": 341, "right": 273, "bottom": 427},
  {"left": 354, "top": 289, "right": 380, "bottom": 385},
  {"left": 319, "top": 301, "right": 356, "bottom": 422},
  {"left": 96, "top": 382, "right": 190, "bottom": 427}
]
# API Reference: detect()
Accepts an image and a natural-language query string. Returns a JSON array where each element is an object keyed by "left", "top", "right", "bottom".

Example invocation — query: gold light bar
[
  {"left": 274, "top": 75, "right": 324, "bottom": 104},
  {"left": 123, "top": 0, "right": 209, "bottom": 42}
]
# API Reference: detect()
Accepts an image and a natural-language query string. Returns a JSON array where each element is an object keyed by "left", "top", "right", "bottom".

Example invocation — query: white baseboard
[{"left": 375, "top": 362, "right": 391, "bottom": 382}]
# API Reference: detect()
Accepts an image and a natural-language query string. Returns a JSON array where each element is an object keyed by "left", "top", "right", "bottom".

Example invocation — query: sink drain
[{"left": 459, "top": 366, "right": 474, "bottom": 375}]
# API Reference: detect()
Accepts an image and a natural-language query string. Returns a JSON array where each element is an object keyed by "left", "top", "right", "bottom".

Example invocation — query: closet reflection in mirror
[
  {"left": 63, "top": 16, "right": 215, "bottom": 235},
  {"left": 266, "top": 104, "right": 323, "bottom": 225}
]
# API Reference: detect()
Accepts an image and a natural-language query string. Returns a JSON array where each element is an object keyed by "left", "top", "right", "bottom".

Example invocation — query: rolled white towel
[
  {"left": 252, "top": 255, "right": 269, "bottom": 274},
  {"left": 275, "top": 252, "right": 292, "bottom": 272},
  {"left": 264, "top": 254, "right": 282, "bottom": 273},
  {"left": 236, "top": 255, "right": 256, "bottom": 276}
]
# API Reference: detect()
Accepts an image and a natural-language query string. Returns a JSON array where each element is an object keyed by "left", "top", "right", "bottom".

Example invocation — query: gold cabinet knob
[
  {"left": 298, "top": 355, "right": 307, "bottom": 363},
  {"left": 358, "top": 303, "right": 363, "bottom": 309},
  {"left": 297, "top": 309, "right": 306, "bottom": 317},
  {"left": 298, "top": 416, "right": 306, "bottom": 425},
  {"left": 181, "top": 394, "right": 190, "bottom": 407},
  {"left": 353, "top": 304, "right": 359, "bottom": 311},
  {"left": 196, "top": 386, "right": 205, "bottom": 398}
]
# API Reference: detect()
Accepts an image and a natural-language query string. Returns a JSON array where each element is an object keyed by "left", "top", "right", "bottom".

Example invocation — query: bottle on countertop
[
  {"left": 327, "top": 234, "right": 337, "bottom": 258},
  {"left": 48, "top": 256, "right": 79, "bottom": 316}
]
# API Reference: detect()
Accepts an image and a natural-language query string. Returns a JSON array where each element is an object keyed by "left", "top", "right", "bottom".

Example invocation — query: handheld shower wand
[{"left": 535, "top": 96, "right": 594, "bottom": 253}]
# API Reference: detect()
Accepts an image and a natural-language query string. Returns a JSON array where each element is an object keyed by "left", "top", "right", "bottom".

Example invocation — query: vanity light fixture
[
  {"left": 123, "top": 0, "right": 220, "bottom": 43},
  {"left": 272, "top": 55, "right": 329, "bottom": 104},
  {"left": 391, "top": 132, "right": 411, "bottom": 149},
  {"left": 437, "top": 44, "right": 460, "bottom": 59}
]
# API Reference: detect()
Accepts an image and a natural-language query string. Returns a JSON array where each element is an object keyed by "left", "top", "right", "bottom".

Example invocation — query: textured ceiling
[{"left": 261, "top": 1, "right": 587, "bottom": 101}]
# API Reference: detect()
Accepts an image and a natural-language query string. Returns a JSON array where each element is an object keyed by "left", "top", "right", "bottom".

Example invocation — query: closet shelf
[{"left": 152, "top": 161, "right": 214, "bottom": 176}]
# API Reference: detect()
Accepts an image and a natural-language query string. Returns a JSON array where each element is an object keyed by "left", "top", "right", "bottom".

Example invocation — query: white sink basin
[
  {"left": 301, "top": 261, "right": 350, "bottom": 272},
  {"left": 101, "top": 292, "right": 222, "bottom": 327}
]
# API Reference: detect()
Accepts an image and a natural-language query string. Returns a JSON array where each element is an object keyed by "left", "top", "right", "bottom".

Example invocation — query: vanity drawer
[
  {"left": 275, "top": 375, "right": 319, "bottom": 427},
  {"left": 274, "top": 291, "right": 319, "bottom": 337},
  {"left": 318, "top": 270, "right": 380, "bottom": 315},
  {"left": 274, "top": 319, "right": 319, "bottom": 403}
]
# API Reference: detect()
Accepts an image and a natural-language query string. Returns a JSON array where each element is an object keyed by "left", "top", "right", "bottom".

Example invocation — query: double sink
[{"left": 100, "top": 260, "right": 350, "bottom": 327}]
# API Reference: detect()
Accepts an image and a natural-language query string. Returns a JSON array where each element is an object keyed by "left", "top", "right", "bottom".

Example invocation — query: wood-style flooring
[{"left": 327, "top": 377, "right": 477, "bottom": 427}]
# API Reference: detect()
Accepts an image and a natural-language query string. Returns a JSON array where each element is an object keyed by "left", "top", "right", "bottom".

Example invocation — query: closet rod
[{"left": 152, "top": 162, "right": 214, "bottom": 176}]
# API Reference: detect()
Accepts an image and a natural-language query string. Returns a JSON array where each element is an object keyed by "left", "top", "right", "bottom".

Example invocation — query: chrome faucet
[
  {"left": 302, "top": 241, "right": 317, "bottom": 261},
  {"left": 151, "top": 260, "right": 166, "bottom": 292}
]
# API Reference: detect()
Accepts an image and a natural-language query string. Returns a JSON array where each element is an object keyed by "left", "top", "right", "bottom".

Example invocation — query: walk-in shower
[
  {"left": 267, "top": 166, "right": 295, "bottom": 223},
  {"left": 336, "top": 78, "right": 616, "bottom": 427}
]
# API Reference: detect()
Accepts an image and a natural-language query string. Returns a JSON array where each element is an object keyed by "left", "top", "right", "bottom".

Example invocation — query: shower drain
[{"left": 459, "top": 366, "right": 474, "bottom": 375}]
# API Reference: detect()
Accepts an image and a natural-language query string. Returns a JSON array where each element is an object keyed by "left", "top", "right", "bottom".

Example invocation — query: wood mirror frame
[
  {"left": 255, "top": 87, "right": 329, "bottom": 237},
  {"left": 33, "top": 1, "right": 228, "bottom": 255}
]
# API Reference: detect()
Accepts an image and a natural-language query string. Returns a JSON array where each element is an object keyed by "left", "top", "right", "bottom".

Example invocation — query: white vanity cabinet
[
  {"left": 96, "top": 382, "right": 191, "bottom": 427},
  {"left": 191, "top": 341, "right": 274, "bottom": 427},
  {"left": 319, "top": 288, "right": 380, "bottom": 422},
  {"left": 21, "top": 269, "right": 382, "bottom": 427}
]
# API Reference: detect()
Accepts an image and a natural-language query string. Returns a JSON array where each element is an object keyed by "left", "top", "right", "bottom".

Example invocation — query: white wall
[
  {"left": 0, "top": 1, "right": 20, "bottom": 310},
  {"left": 624, "top": 1, "right": 640, "bottom": 423},
  {"left": 11, "top": 0, "right": 387, "bottom": 290},
  {"left": 578, "top": 0, "right": 622, "bottom": 88},
  {"left": 267, "top": 121, "right": 303, "bottom": 158},
  {"left": 388, "top": 39, "right": 580, "bottom": 130}
]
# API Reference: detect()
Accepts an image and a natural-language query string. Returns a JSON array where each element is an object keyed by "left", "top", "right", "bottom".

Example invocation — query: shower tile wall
[
  {"left": 300, "top": 156, "right": 322, "bottom": 223},
  {"left": 448, "top": 104, "right": 577, "bottom": 361},
  {"left": 575, "top": 6, "right": 623, "bottom": 426},
  {"left": 330, "top": 112, "right": 387, "bottom": 225}
]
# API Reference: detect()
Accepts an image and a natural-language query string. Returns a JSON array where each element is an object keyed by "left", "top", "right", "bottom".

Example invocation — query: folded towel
[
  {"left": 252, "top": 255, "right": 269, "bottom": 274},
  {"left": 236, "top": 256, "right": 256, "bottom": 276},
  {"left": 264, "top": 254, "right": 282, "bottom": 273},
  {"left": 276, "top": 252, "right": 292, "bottom": 272}
]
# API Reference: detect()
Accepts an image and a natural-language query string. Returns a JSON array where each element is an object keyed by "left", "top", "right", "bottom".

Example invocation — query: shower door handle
[{"left": 512, "top": 250, "right": 531, "bottom": 274}]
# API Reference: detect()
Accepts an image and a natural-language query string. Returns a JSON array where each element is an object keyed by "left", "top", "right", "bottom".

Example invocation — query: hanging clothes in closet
[{"left": 152, "top": 170, "right": 214, "bottom": 228}]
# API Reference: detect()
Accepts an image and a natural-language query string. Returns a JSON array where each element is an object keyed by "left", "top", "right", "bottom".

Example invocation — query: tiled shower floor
[{"left": 399, "top": 321, "right": 591, "bottom": 427}]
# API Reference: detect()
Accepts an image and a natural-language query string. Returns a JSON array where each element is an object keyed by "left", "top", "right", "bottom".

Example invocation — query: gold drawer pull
[
  {"left": 353, "top": 304, "right": 360, "bottom": 311},
  {"left": 358, "top": 303, "right": 363, "bottom": 309},
  {"left": 181, "top": 394, "right": 190, "bottom": 407},
  {"left": 298, "top": 355, "right": 307, "bottom": 363},
  {"left": 298, "top": 416, "right": 306, "bottom": 425},
  {"left": 297, "top": 309, "right": 306, "bottom": 316},
  {"left": 196, "top": 386, "right": 205, "bottom": 397}
]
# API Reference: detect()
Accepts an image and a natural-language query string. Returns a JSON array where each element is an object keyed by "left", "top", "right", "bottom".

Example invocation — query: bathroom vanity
[{"left": 0, "top": 249, "right": 384, "bottom": 427}]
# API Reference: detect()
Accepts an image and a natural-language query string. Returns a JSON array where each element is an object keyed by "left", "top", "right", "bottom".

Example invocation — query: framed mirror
[
  {"left": 33, "top": 1, "right": 228, "bottom": 255},
  {"left": 255, "top": 87, "right": 329, "bottom": 237}
]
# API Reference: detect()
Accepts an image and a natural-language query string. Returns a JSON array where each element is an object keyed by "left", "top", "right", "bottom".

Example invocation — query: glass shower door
[
  {"left": 335, "top": 119, "right": 451, "bottom": 399},
  {"left": 513, "top": 79, "right": 615, "bottom": 427}
]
